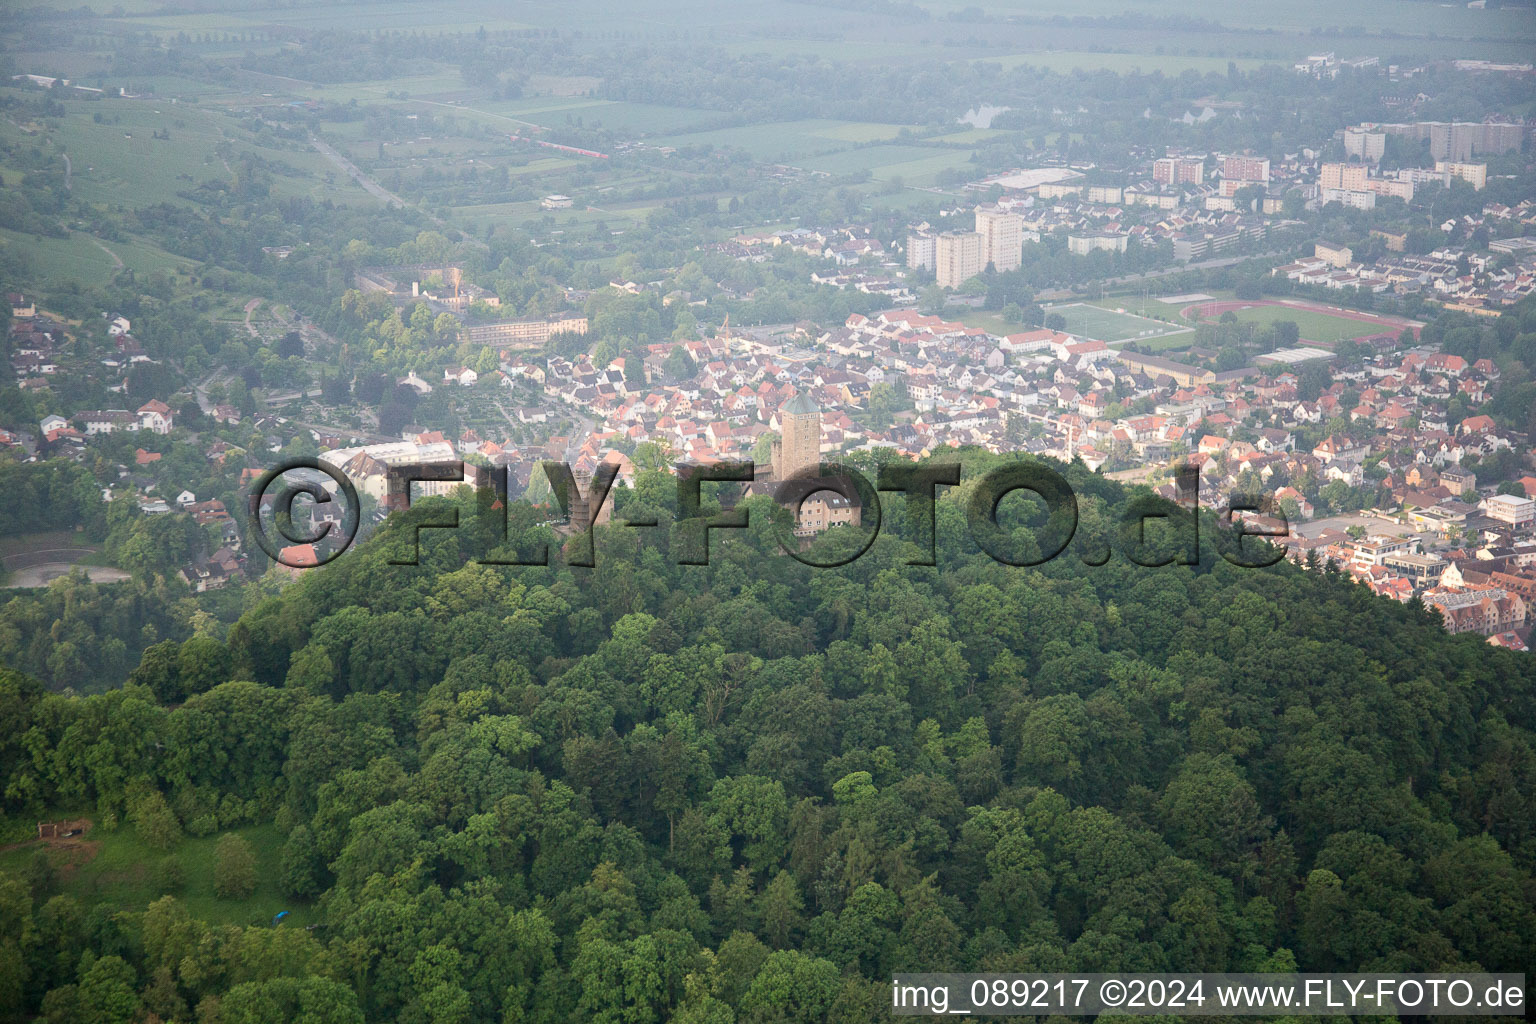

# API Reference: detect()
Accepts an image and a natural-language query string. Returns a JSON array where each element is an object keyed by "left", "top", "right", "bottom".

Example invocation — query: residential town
[{"left": 4, "top": 75, "right": 1534, "bottom": 654}]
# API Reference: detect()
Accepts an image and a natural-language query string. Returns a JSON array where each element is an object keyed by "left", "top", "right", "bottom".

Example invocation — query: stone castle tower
[{"left": 772, "top": 390, "right": 820, "bottom": 479}]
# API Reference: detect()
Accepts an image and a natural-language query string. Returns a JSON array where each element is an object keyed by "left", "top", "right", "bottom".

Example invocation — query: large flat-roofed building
[
  {"left": 935, "top": 230, "right": 984, "bottom": 289},
  {"left": 1436, "top": 161, "right": 1488, "bottom": 190},
  {"left": 974, "top": 206, "right": 1024, "bottom": 273},
  {"left": 1114, "top": 351, "right": 1216, "bottom": 386},
  {"left": 460, "top": 314, "right": 589, "bottom": 348},
  {"left": 1321, "top": 187, "right": 1376, "bottom": 210},
  {"left": 1068, "top": 232, "right": 1129, "bottom": 256},
  {"left": 1382, "top": 550, "right": 1447, "bottom": 587},
  {"left": 320, "top": 440, "right": 460, "bottom": 506},
  {"left": 1365, "top": 177, "right": 1414, "bottom": 201},
  {"left": 982, "top": 167, "right": 1084, "bottom": 192},
  {"left": 1486, "top": 493, "right": 1535, "bottom": 528}
]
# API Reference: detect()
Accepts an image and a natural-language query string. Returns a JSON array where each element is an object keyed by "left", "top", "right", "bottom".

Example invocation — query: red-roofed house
[{"left": 137, "top": 400, "right": 173, "bottom": 434}]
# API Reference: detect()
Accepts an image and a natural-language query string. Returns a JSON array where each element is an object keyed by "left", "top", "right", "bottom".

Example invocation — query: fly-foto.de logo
[{"left": 247, "top": 457, "right": 1289, "bottom": 570}]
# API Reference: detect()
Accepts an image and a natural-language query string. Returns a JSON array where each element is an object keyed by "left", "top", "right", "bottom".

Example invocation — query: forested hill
[{"left": 2, "top": 458, "right": 1534, "bottom": 1023}]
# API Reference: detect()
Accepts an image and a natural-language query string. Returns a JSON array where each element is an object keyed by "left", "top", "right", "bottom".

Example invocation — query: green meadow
[{"left": 0, "top": 820, "right": 314, "bottom": 929}]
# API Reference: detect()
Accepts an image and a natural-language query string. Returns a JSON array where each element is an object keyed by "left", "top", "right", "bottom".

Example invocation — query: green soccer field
[
  {"left": 1217, "top": 305, "right": 1385, "bottom": 345},
  {"left": 1044, "top": 302, "right": 1193, "bottom": 344}
]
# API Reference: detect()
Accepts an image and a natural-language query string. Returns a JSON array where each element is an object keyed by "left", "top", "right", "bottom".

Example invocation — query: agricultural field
[
  {"left": 0, "top": 230, "right": 121, "bottom": 285},
  {"left": 978, "top": 51, "right": 1276, "bottom": 75},
  {"left": 653, "top": 119, "right": 915, "bottom": 162},
  {"left": 929, "top": 127, "right": 1016, "bottom": 144},
  {"left": 717, "top": 38, "right": 932, "bottom": 62},
  {"left": 1045, "top": 301, "right": 1193, "bottom": 345},
  {"left": 922, "top": 0, "right": 1536, "bottom": 40},
  {"left": 102, "top": 4, "right": 533, "bottom": 37},
  {"left": 0, "top": 228, "right": 194, "bottom": 286},
  {"left": 0, "top": 91, "right": 367, "bottom": 209},
  {"left": 452, "top": 198, "right": 660, "bottom": 234}
]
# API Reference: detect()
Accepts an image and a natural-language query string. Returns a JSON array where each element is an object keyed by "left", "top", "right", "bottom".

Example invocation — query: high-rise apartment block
[
  {"left": 1223, "top": 155, "right": 1271, "bottom": 183},
  {"left": 1153, "top": 156, "right": 1205, "bottom": 186},
  {"left": 974, "top": 206, "right": 1024, "bottom": 273},
  {"left": 1343, "top": 127, "right": 1386, "bottom": 162},
  {"left": 907, "top": 232, "right": 936, "bottom": 271},
  {"left": 1381, "top": 121, "right": 1523, "bottom": 162},
  {"left": 1436, "top": 161, "right": 1489, "bottom": 190},
  {"left": 936, "top": 230, "right": 984, "bottom": 289},
  {"left": 1320, "top": 162, "right": 1369, "bottom": 191}
]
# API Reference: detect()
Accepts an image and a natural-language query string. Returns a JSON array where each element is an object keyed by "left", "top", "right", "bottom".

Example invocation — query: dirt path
[
  {"left": 244, "top": 297, "right": 262, "bottom": 338},
  {"left": 2, "top": 546, "right": 100, "bottom": 570},
  {"left": 5, "top": 564, "right": 131, "bottom": 588},
  {"left": 89, "top": 236, "right": 124, "bottom": 272}
]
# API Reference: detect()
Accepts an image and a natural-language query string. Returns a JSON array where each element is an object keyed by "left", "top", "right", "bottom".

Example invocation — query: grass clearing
[
  {"left": 0, "top": 819, "right": 314, "bottom": 929},
  {"left": 799, "top": 144, "right": 978, "bottom": 183},
  {"left": 814, "top": 122, "right": 913, "bottom": 143},
  {"left": 1212, "top": 305, "right": 1383, "bottom": 344},
  {"left": 930, "top": 127, "right": 1015, "bottom": 144}
]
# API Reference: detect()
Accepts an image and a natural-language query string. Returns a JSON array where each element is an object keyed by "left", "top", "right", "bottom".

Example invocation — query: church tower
[{"left": 772, "top": 390, "right": 821, "bottom": 480}]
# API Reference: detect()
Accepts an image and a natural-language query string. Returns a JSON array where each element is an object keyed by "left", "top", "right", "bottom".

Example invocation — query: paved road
[
  {"left": 563, "top": 411, "right": 595, "bottom": 464},
  {"left": 309, "top": 134, "right": 406, "bottom": 208},
  {"left": 192, "top": 373, "right": 233, "bottom": 417},
  {"left": 309, "top": 133, "right": 486, "bottom": 250}
]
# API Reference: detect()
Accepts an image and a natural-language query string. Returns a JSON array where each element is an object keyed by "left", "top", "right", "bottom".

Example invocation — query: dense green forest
[{"left": 2, "top": 458, "right": 1533, "bottom": 1023}]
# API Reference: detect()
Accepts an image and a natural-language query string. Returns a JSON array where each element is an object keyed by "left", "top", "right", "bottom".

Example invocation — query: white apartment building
[{"left": 907, "top": 232, "right": 936, "bottom": 271}]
